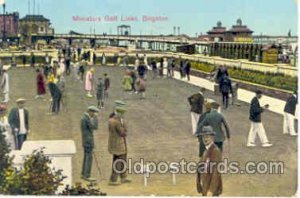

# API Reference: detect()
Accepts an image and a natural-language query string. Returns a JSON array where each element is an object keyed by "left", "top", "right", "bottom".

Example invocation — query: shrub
[
  {"left": 190, "top": 61, "right": 297, "bottom": 91},
  {"left": 1, "top": 149, "right": 66, "bottom": 195},
  {"left": 60, "top": 182, "right": 106, "bottom": 196},
  {"left": 0, "top": 128, "right": 12, "bottom": 191}
]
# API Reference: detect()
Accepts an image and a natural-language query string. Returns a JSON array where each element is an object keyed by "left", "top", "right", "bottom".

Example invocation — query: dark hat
[
  {"left": 255, "top": 90, "right": 262, "bottom": 95},
  {"left": 200, "top": 126, "right": 216, "bottom": 136}
]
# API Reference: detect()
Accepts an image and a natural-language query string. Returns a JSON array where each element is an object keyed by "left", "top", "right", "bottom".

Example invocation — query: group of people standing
[
  {"left": 187, "top": 74, "right": 297, "bottom": 196},
  {"left": 0, "top": 98, "right": 30, "bottom": 151}
]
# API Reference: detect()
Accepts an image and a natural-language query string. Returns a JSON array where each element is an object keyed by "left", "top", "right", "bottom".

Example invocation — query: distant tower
[
  {"left": 173, "top": 26, "right": 176, "bottom": 35},
  {"left": 217, "top": 21, "right": 222, "bottom": 27},
  {"left": 177, "top": 26, "right": 180, "bottom": 35},
  {"left": 237, "top": 18, "right": 242, "bottom": 26},
  {"left": 288, "top": 29, "right": 291, "bottom": 37}
]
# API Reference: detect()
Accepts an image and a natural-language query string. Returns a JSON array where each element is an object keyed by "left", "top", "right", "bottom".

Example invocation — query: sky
[{"left": 6, "top": 0, "right": 298, "bottom": 36}]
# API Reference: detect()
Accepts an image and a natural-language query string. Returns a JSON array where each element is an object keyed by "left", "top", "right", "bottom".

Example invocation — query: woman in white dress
[
  {"left": 163, "top": 58, "right": 168, "bottom": 77},
  {"left": 0, "top": 104, "right": 15, "bottom": 150},
  {"left": 102, "top": 53, "right": 106, "bottom": 65}
]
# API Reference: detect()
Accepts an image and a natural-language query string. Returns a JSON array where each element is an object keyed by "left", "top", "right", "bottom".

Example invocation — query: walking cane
[
  {"left": 14, "top": 132, "right": 19, "bottom": 150},
  {"left": 93, "top": 151, "right": 102, "bottom": 180},
  {"left": 227, "top": 140, "right": 231, "bottom": 159}
]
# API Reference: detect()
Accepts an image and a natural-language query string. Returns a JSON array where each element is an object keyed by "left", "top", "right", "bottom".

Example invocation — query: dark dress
[{"left": 37, "top": 72, "right": 46, "bottom": 95}]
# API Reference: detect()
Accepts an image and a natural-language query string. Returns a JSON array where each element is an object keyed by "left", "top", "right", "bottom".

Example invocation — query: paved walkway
[{"left": 172, "top": 70, "right": 298, "bottom": 117}]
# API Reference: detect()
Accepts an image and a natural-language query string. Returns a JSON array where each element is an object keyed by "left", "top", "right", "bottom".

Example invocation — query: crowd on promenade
[{"left": 0, "top": 46, "right": 297, "bottom": 196}]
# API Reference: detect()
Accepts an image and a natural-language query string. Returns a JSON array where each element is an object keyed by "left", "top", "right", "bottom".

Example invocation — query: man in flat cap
[
  {"left": 247, "top": 90, "right": 272, "bottom": 147},
  {"left": 108, "top": 100, "right": 131, "bottom": 185},
  {"left": 8, "top": 98, "right": 29, "bottom": 150},
  {"left": 197, "top": 126, "right": 222, "bottom": 196},
  {"left": 81, "top": 106, "right": 99, "bottom": 181}
]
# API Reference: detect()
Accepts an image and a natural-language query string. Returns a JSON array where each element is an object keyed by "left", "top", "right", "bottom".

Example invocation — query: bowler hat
[
  {"left": 255, "top": 90, "right": 262, "bottom": 95},
  {"left": 200, "top": 126, "right": 216, "bottom": 136}
]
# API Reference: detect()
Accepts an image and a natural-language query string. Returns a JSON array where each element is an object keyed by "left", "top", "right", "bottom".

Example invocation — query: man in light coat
[
  {"left": 108, "top": 100, "right": 131, "bottom": 185},
  {"left": 197, "top": 126, "right": 222, "bottom": 196}
]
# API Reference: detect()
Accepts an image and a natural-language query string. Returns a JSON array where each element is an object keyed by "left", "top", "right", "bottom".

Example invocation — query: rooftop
[
  {"left": 19, "top": 14, "right": 50, "bottom": 22},
  {"left": 227, "top": 18, "right": 253, "bottom": 33},
  {"left": 207, "top": 21, "right": 227, "bottom": 34}
]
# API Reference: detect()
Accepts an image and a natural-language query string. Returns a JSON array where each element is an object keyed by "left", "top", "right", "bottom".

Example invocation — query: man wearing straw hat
[
  {"left": 108, "top": 100, "right": 131, "bottom": 185},
  {"left": 8, "top": 98, "right": 29, "bottom": 150},
  {"left": 80, "top": 106, "right": 99, "bottom": 182},
  {"left": 196, "top": 125, "right": 222, "bottom": 196}
]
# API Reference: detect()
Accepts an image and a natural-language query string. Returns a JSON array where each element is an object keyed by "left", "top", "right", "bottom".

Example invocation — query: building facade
[
  {"left": 19, "top": 14, "right": 54, "bottom": 44},
  {"left": 0, "top": 12, "right": 19, "bottom": 38},
  {"left": 202, "top": 18, "right": 253, "bottom": 42}
]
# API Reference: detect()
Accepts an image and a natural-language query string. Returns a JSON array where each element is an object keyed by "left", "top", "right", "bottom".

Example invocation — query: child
[{"left": 96, "top": 77, "right": 105, "bottom": 109}]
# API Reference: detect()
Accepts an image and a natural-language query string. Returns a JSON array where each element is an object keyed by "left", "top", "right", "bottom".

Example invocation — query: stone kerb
[
  {"left": 10, "top": 140, "right": 76, "bottom": 193},
  {"left": 173, "top": 70, "right": 298, "bottom": 117}
]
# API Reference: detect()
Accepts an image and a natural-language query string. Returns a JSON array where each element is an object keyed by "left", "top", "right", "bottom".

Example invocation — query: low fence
[{"left": 0, "top": 50, "right": 297, "bottom": 76}]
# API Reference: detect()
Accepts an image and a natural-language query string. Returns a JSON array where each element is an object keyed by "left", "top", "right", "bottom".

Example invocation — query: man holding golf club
[{"left": 80, "top": 106, "right": 99, "bottom": 182}]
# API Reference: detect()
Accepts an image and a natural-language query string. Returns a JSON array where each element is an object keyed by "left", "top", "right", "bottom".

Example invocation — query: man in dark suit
[
  {"left": 188, "top": 88, "right": 205, "bottom": 135},
  {"left": 196, "top": 102, "right": 230, "bottom": 152},
  {"left": 283, "top": 91, "right": 297, "bottom": 136},
  {"left": 247, "top": 90, "right": 272, "bottom": 147},
  {"left": 185, "top": 60, "right": 191, "bottom": 81},
  {"left": 219, "top": 75, "right": 233, "bottom": 109},
  {"left": 8, "top": 98, "right": 30, "bottom": 150},
  {"left": 197, "top": 126, "right": 222, "bottom": 196},
  {"left": 48, "top": 76, "right": 62, "bottom": 114},
  {"left": 81, "top": 106, "right": 99, "bottom": 182}
]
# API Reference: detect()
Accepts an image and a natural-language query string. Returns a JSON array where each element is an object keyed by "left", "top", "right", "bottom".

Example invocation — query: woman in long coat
[{"left": 36, "top": 69, "right": 46, "bottom": 98}]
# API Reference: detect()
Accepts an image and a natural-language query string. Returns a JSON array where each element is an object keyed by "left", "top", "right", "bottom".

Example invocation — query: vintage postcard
[{"left": 0, "top": 0, "right": 298, "bottom": 196}]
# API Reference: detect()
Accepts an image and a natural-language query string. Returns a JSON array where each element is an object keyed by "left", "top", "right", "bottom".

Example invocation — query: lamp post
[{"left": 2, "top": 2, "right": 5, "bottom": 43}]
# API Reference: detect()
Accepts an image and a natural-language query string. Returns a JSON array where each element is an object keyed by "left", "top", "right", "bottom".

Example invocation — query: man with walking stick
[
  {"left": 80, "top": 106, "right": 99, "bottom": 182},
  {"left": 108, "top": 100, "right": 131, "bottom": 185}
]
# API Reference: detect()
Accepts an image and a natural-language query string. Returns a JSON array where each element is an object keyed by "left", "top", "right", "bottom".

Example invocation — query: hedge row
[{"left": 190, "top": 61, "right": 297, "bottom": 92}]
